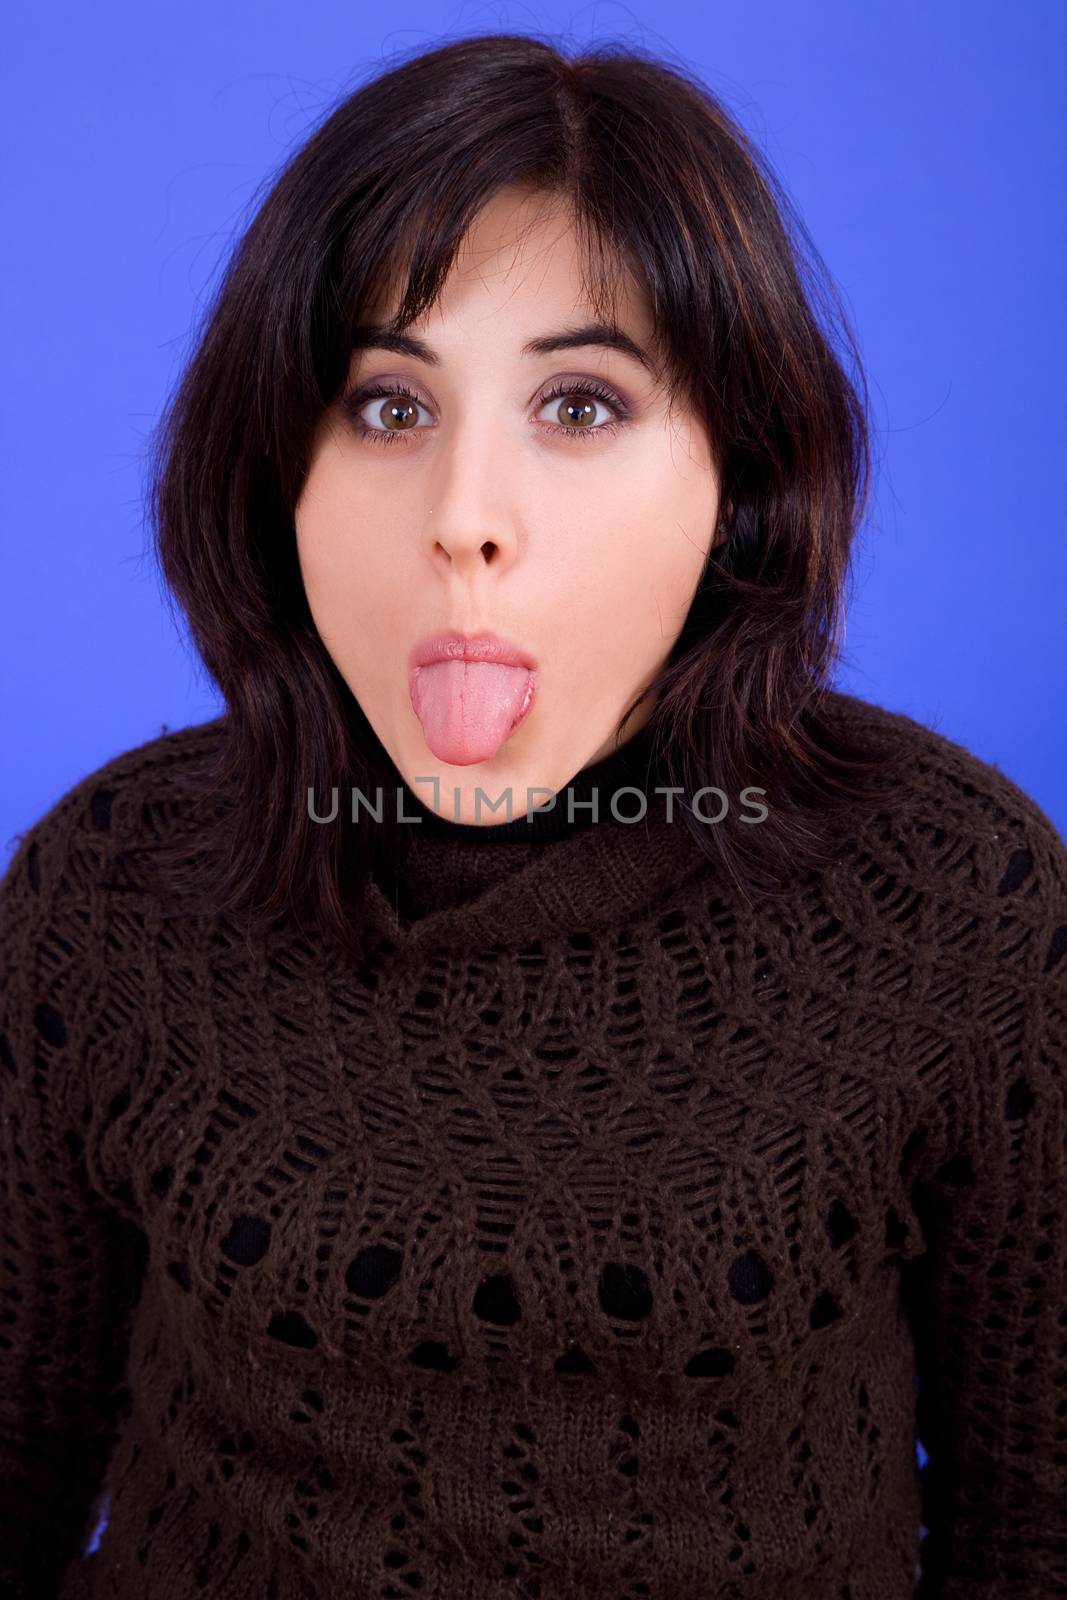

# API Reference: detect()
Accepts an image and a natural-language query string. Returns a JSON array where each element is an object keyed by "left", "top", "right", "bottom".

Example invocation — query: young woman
[{"left": 2, "top": 32, "right": 1063, "bottom": 1600}]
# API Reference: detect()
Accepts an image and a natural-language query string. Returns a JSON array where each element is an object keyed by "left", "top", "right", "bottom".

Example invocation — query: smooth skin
[{"left": 295, "top": 183, "right": 722, "bottom": 825}]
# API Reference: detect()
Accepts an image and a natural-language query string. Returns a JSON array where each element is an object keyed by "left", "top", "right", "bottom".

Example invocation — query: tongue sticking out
[{"left": 410, "top": 660, "right": 537, "bottom": 766}]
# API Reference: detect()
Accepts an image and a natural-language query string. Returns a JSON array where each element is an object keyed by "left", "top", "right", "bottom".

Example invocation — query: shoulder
[
  {"left": 2, "top": 715, "right": 227, "bottom": 911},
  {"left": 0, "top": 722, "right": 227, "bottom": 1221},
  {"left": 821, "top": 687, "right": 1059, "bottom": 825},
  {"left": 818, "top": 688, "right": 1067, "bottom": 983},
  {"left": 1, "top": 718, "right": 228, "bottom": 1124}
]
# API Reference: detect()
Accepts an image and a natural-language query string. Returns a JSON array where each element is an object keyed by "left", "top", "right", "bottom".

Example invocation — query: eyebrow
[{"left": 350, "top": 320, "right": 658, "bottom": 375}]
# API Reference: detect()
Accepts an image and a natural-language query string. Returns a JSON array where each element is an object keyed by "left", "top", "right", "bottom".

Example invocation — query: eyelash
[{"left": 342, "top": 378, "right": 630, "bottom": 447}]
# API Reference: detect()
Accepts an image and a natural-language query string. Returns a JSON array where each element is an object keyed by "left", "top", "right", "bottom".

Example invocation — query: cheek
[
  {"left": 294, "top": 528, "right": 400, "bottom": 682},
  {"left": 295, "top": 452, "right": 375, "bottom": 595},
  {"left": 560, "top": 511, "right": 710, "bottom": 621},
  {"left": 597, "top": 422, "right": 718, "bottom": 592},
  {"left": 295, "top": 498, "right": 393, "bottom": 614},
  {"left": 561, "top": 442, "right": 714, "bottom": 582}
]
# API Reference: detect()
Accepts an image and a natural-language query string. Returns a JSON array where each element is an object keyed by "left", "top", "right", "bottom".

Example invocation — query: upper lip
[{"left": 409, "top": 631, "right": 539, "bottom": 671}]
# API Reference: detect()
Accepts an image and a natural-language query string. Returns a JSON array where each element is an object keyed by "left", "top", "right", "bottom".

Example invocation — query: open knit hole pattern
[{"left": 1, "top": 702, "right": 1064, "bottom": 1599}]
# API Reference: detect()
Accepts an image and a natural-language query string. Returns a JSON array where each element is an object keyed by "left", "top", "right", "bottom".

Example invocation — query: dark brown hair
[{"left": 145, "top": 30, "right": 909, "bottom": 961}]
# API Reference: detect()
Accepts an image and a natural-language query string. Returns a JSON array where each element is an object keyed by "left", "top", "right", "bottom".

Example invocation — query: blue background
[
  {"left": 3, "top": 2, "right": 1065, "bottom": 861},
  {"left": 3, "top": 0, "right": 1065, "bottom": 1549}
]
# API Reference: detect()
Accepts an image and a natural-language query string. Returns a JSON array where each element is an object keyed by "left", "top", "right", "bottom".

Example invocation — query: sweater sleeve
[
  {"left": 0, "top": 808, "right": 148, "bottom": 1599},
  {"left": 905, "top": 796, "right": 1067, "bottom": 1597}
]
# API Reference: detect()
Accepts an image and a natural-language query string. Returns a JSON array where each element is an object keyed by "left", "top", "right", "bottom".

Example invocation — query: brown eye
[
  {"left": 343, "top": 382, "right": 431, "bottom": 445},
  {"left": 343, "top": 375, "right": 631, "bottom": 448},
  {"left": 361, "top": 390, "right": 425, "bottom": 433},
  {"left": 548, "top": 395, "right": 598, "bottom": 428},
  {"left": 378, "top": 398, "right": 418, "bottom": 430},
  {"left": 534, "top": 380, "right": 628, "bottom": 442}
]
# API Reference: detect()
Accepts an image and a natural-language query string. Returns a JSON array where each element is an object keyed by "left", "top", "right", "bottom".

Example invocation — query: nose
[
  {"left": 425, "top": 504, "right": 517, "bottom": 571},
  {"left": 420, "top": 429, "right": 522, "bottom": 574}
]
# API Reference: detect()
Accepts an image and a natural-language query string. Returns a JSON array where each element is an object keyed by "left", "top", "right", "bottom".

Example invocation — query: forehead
[{"left": 366, "top": 184, "right": 653, "bottom": 346}]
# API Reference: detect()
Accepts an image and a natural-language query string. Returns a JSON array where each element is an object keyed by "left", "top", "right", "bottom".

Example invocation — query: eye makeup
[{"left": 340, "top": 374, "right": 634, "bottom": 447}]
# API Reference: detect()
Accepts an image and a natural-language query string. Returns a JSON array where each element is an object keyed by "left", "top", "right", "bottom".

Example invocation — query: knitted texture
[{"left": 1, "top": 689, "right": 1064, "bottom": 1599}]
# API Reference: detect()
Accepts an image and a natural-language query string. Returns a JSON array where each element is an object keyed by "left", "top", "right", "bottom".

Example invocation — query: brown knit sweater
[{"left": 1, "top": 689, "right": 1065, "bottom": 1599}]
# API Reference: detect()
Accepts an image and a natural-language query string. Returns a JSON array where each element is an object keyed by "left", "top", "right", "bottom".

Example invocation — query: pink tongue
[{"left": 411, "top": 660, "right": 535, "bottom": 765}]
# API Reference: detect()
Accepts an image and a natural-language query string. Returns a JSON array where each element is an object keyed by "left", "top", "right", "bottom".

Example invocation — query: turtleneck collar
[
  {"left": 394, "top": 719, "right": 663, "bottom": 843},
  {"left": 357, "top": 721, "right": 711, "bottom": 957}
]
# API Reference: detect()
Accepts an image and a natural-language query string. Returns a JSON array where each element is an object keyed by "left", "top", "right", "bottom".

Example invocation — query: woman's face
[{"left": 295, "top": 184, "right": 721, "bottom": 823}]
